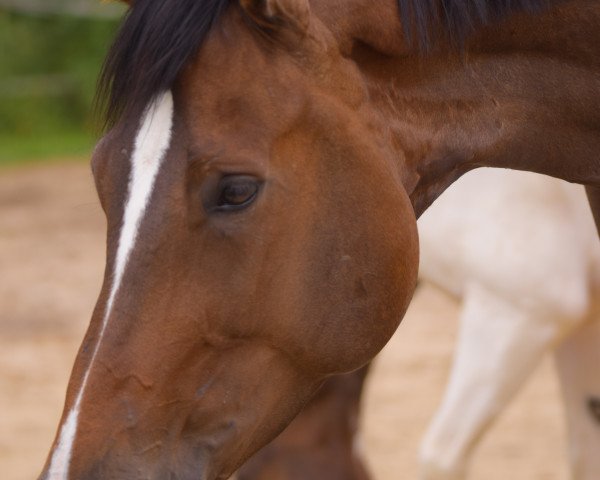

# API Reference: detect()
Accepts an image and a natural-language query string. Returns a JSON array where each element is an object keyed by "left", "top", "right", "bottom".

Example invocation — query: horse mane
[
  {"left": 97, "top": 0, "right": 230, "bottom": 128},
  {"left": 398, "top": 0, "right": 558, "bottom": 50},
  {"left": 97, "top": 0, "right": 560, "bottom": 128}
]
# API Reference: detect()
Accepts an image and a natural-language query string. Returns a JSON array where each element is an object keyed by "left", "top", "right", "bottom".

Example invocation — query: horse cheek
[{"left": 292, "top": 191, "right": 418, "bottom": 374}]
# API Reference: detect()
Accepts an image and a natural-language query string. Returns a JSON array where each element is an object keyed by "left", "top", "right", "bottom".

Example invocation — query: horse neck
[{"left": 315, "top": 0, "right": 600, "bottom": 216}]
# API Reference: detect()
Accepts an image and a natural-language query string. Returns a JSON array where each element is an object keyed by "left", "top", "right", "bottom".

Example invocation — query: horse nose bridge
[
  {"left": 81, "top": 217, "right": 197, "bottom": 406},
  {"left": 64, "top": 374, "right": 173, "bottom": 479},
  {"left": 102, "top": 207, "right": 185, "bottom": 336},
  {"left": 82, "top": 278, "right": 203, "bottom": 405},
  {"left": 108, "top": 179, "right": 187, "bottom": 313}
]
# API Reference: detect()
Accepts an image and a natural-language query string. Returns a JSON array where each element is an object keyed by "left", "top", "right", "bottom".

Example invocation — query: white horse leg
[
  {"left": 419, "top": 283, "right": 567, "bottom": 480},
  {"left": 554, "top": 318, "right": 600, "bottom": 480}
]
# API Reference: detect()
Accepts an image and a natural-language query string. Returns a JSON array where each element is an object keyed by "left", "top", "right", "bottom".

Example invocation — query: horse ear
[{"left": 240, "top": 0, "right": 310, "bottom": 35}]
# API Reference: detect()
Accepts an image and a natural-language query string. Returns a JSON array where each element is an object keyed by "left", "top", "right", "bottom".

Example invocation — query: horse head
[{"left": 41, "top": 1, "right": 418, "bottom": 478}]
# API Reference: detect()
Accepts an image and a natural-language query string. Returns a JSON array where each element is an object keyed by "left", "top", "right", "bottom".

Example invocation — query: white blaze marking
[{"left": 47, "top": 91, "right": 174, "bottom": 480}]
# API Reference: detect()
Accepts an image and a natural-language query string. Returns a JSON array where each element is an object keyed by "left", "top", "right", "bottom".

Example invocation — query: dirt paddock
[{"left": 0, "top": 162, "right": 567, "bottom": 479}]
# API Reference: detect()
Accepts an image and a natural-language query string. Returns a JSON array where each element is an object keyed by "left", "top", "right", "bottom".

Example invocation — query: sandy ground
[{"left": 0, "top": 163, "right": 567, "bottom": 479}]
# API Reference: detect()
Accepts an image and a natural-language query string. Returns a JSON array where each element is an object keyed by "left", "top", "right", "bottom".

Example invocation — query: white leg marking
[{"left": 47, "top": 91, "right": 174, "bottom": 480}]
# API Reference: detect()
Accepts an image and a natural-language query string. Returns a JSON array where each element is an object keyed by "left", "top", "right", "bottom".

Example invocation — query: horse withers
[{"left": 41, "top": 0, "right": 600, "bottom": 479}]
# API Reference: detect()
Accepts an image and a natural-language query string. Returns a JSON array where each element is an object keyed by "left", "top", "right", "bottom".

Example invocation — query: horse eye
[{"left": 213, "top": 175, "right": 261, "bottom": 211}]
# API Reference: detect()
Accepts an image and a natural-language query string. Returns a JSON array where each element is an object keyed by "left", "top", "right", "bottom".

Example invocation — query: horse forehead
[
  {"left": 181, "top": 17, "right": 311, "bottom": 112},
  {"left": 182, "top": 49, "right": 297, "bottom": 111},
  {"left": 178, "top": 71, "right": 309, "bottom": 154}
]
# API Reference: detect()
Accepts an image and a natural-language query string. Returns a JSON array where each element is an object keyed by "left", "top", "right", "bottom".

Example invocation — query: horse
[
  {"left": 237, "top": 169, "right": 600, "bottom": 480},
  {"left": 418, "top": 169, "right": 600, "bottom": 480},
  {"left": 39, "top": 0, "right": 600, "bottom": 478},
  {"left": 236, "top": 365, "right": 370, "bottom": 480}
]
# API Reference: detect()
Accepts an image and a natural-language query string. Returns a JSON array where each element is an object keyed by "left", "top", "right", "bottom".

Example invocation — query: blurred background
[
  {"left": 0, "top": 1, "right": 568, "bottom": 479},
  {"left": 0, "top": 0, "right": 123, "bottom": 166}
]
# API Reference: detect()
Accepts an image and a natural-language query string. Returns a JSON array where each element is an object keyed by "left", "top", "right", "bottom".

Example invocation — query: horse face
[{"left": 42, "top": 1, "right": 418, "bottom": 479}]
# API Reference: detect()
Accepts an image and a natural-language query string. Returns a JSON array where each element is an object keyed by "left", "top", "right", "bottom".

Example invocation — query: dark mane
[
  {"left": 97, "top": 0, "right": 561, "bottom": 127},
  {"left": 398, "top": 0, "right": 558, "bottom": 49},
  {"left": 97, "top": 0, "right": 229, "bottom": 128}
]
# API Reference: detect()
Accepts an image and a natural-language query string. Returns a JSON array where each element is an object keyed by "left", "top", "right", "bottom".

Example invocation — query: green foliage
[{"left": 0, "top": 8, "right": 120, "bottom": 165}]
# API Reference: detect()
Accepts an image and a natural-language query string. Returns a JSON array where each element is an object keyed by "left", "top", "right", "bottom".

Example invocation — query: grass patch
[
  {"left": 0, "top": 131, "right": 96, "bottom": 168},
  {"left": 0, "top": 9, "right": 119, "bottom": 169}
]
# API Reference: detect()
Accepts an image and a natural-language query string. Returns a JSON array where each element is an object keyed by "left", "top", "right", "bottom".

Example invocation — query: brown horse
[
  {"left": 237, "top": 366, "right": 370, "bottom": 480},
  {"left": 40, "top": 0, "right": 600, "bottom": 478}
]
